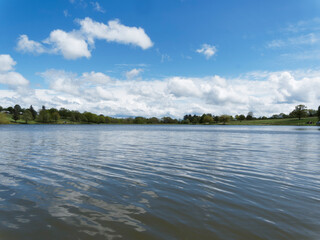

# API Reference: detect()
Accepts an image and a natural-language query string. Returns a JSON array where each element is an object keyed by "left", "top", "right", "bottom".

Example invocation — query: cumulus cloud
[
  {"left": 196, "top": 44, "right": 217, "bottom": 59},
  {"left": 0, "top": 54, "right": 16, "bottom": 72},
  {"left": 45, "top": 30, "right": 91, "bottom": 60},
  {"left": 78, "top": 17, "right": 153, "bottom": 49},
  {"left": 0, "top": 54, "right": 29, "bottom": 88},
  {"left": 16, "top": 17, "right": 153, "bottom": 60},
  {"left": 2, "top": 68, "right": 320, "bottom": 118},
  {"left": 81, "top": 71, "right": 111, "bottom": 84},
  {"left": 16, "top": 35, "right": 46, "bottom": 54},
  {"left": 125, "top": 68, "right": 143, "bottom": 79}
]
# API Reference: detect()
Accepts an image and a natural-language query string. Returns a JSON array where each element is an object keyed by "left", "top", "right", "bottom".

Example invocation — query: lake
[{"left": 0, "top": 125, "right": 319, "bottom": 240}]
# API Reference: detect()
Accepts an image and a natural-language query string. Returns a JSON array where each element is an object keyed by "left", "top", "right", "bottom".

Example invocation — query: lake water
[{"left": 0, "top": 125, "right": 319, "bottom": 240}]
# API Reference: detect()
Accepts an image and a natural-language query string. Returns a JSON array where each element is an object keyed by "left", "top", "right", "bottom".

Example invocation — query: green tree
[
  {"left": 290, "top": 104, "right": 307, "bottom": 120},
  {"left": 134, "top": 117, "right": 146, "bottom": 124},
  {"left": 236, "top": 114, "right": 245, "bottom": 121},
  {"left": 13, "top": 104, "right": 22, "bottom": 122},
  {"left": 318, "top": 105, "right": 320, "bottom": 121},
  {"left": 98, "top": 115, "right": 105, "bottom": 124},
  {"left": 29, "top": 105, "right": 37, "bottom": 120},
  {"left": 22, "top": 110, "right": 33, "bottom": 124},
  {"left": 37, "top": 109, "right": 51, "bottom": 123},
  {"left": 201, "top": 114, "right": 213, "bottom": 124},
  {"left": 51, "top": 112, "right": 60, "bottom": 122},
  {"left": 147, "top": 117, "right": 159, "bottom": 124},
  {"left": 219, "top": 115, "right": 230, "bottom": 124},
  {"left": 6, "top": 106, "right": 14, "bottom": 114},
  {"left": 246, "top": 112, "right": 253, "bottom": 120}
]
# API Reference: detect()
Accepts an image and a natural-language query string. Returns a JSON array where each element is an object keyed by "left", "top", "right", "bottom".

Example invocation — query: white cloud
[
  {"left": 125, "top": 68, "right": 143, "bottom": 79},
  {"left": 81, "top": 71, "right": 111, "bottom": 84},
  {"left": 0, "top": 72, "right": 29, "bottom": 87},
  {"left": 0, "top": 54, "right": 16, "bottom": 72},
  {"left": 91, "top": 2, "right": 105, "bottom": 13},
  {"left": 2, "top": 68, "right": 320, "bottom": 118},
  {"left": 16, "top": 17, "right": 153, "bottom": 60},
  {"left": 45, "top": 30, "right": 91, "bottom": 60},
  {"left": 0, "top": 55, "right": 29, "bottom": 88},
  {"left": 79, "top": 17, "right": 153, "bottom": 49},
  {"left": 40, "top": 70, "right": 80, "bottom": 95},
  {"left": 196, "top": 44, "right": 217, "bottom": 59},
  {"left": 16, "top": 35, "right": 46, "bottom": 54},
  {"left": 267, "top": 33, "right": 320, "bottom": 48}
]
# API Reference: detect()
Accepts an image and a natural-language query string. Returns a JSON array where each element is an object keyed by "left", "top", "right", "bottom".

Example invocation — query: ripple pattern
[{"left": 0, "top": 125, "right": 319, "bottom": 240}]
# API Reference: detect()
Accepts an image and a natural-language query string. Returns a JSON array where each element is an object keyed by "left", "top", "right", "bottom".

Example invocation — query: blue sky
[{"left": 1, "top": 0, "right": 320, "bottom": 117}]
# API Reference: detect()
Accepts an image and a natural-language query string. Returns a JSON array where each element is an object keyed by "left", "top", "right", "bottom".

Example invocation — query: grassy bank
[
  {"left": 3, "top": 115, "right": 319, "bottom": 126},
  {"left": 226, "top": 117, "right": 319, "bottom": 126}
]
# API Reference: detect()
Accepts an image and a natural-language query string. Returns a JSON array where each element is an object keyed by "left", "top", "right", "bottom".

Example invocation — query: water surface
[{"left": 0, "top": 125, "right": 319, "bottom": 239}]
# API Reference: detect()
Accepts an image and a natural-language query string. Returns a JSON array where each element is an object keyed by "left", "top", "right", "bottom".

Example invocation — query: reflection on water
[{"left": 0, "top": 125, "right": 319, "bottom": 239}]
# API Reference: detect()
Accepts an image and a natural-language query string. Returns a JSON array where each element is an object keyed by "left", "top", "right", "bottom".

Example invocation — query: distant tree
[
  {"left": 37, "top": 109, "right": 50, "bottom": 123},
  {"left": 58, "top": 108, "right": 71, "bottom": 119},
  {"left": 0, "top": 106, "right": 3, "bottom": 112},
  {"left": 98, "top": 115, "right": 105, "bottom": 124},
  {"left": 161, "top": 117, "right": 178, "bottom": 124},
  {"left": 307, "top": 109, "right": 317, "bottom": 117},
  {"left": 48, "top": 108, "right": 58, "bottom": 115},
  {"left": 200, "top": 114, "right": 213, "bottom": 124},
  {"left": 22, "top": 110, "right": 33, "bottom": 124},
  {"left": 13, "top": 104, "right": 22, "bottom": 122},
  {"left": 51, "top": 112, "right": 60, "bottom": 122},
  {"left": 29, "top": 105, "right": 37, "bottom": 120},
  {"left": 290, "top": 104, "right": 307, "bottom": 120},
  {"left": 236, "top": 114, "right": 246, "bottom": 122},
  {"left": 147, "top": 117, "right": 159, "bottom": 124},
  {"left": 0, "top": 113, "right": 10, "bottom": 124},
  {"left": 246, "top": 112, "right": 253, "bottom": 120},
  {"left": 219, "top": 115, "right": 230, "bottom": 124},
  {"left": 134, "top": 117, "right": 146, "bottom": 124},
  {"left": 6, "top": 106, "right": 14, "bottom": 114},
  {"left": 83, "top": 112, "right": 99, "bottom": 123},
  {"left": 318, "top": 105, "right": 320, "bottom": 121}
]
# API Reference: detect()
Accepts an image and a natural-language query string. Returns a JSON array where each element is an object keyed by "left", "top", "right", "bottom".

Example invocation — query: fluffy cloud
[
  {"left": 0, "top": 54, "right": 16, "bottom": 72},
  {"left": 45, "top": 30, "right": 91, "bottom": 60},
  {"left": 81, "top": 71, "right": 111, "bottom": 84},
  {"left": 196, "top": 44, "right": 217, "bottom": 59},
  {"left": 78, "top": 18, "right": 153, "bottom": 49},
  {"left": 1, "top": 69, "right": 320, "bottom": 118},
  {"left": 16, "top": 35, "right": 46, "bottom": 54},
  {"left": 16, "top": 17, "right": 153, "bottom": 60},
  {"left": 125, "top": 68, "right": 143, "bottom": 79},
  {"left": 0, "top": 54, "right": 29, "bottom": 88}
]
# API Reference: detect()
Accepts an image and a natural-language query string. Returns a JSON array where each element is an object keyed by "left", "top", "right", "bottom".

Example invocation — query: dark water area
[{"left": 0, "top": 125, "right": 319, "bottom": 240}]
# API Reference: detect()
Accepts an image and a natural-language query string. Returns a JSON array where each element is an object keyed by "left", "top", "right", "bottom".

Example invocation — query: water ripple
[{"left": 0, "top": 125, "right": 319, "bottom": 239}]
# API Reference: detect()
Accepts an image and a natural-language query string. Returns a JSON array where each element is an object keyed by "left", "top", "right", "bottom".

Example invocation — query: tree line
[{"left": 0, "top": 104, "right": 319, "bottom": 124}]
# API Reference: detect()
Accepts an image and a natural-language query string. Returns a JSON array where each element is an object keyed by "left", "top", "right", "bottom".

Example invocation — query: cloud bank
[
  {"left": 16, "top": 17, "right": 153, "bottom": 60},
  {"left": 1, "top": 67, "right": 319, "bottom": 118}
]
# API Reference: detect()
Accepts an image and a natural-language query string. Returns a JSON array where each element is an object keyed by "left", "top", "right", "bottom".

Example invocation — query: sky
[{"left": 1, "top": 0, "right": 320, "bottom": 118}]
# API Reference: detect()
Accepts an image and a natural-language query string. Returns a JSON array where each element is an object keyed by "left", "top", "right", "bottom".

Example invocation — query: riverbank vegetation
[{"left": 0, "top": 104, "right": 319, "bottom": 126}]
